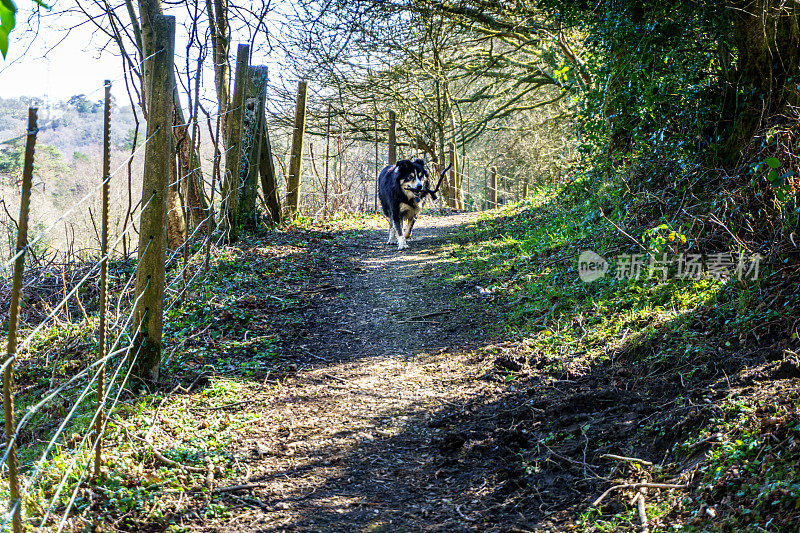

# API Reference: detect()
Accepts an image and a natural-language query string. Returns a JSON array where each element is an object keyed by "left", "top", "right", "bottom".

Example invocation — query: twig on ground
[
  {"left": 600, "top": 454, "right": 654, "bottom": 467},
  {"left": 591, "top": 482, "right": 688, "bottom": 507},
  {"left": 323, "top": 373, "right": 349, "bottom": 384},
  {"left": 689, "top": 432, "right": 723, "bottom": 450},
  {"left": 404, "top": 309, "right": 453, "bottom": 321},
  {"left": 151, "top": 448, "right": 205, "bottom": 473},
  {"left": 191, "top": 399, "right": 259, "bottom": 411},
  {"left": 216, "top": 482, "right": 270, "bottom": 493},
  {"left": 636, "top": 487, "right": 649, "bottom": 533},
  {"left": 298, "top": 346, "right": 331, "bottom": 362},
  {"left": 455, "top": 504, "right": 471, "bottom": 521},
  {"left": 599, "top": 211, "right": 653, "bottom": 257},
  {"left": 206, "top": 457, "right": 215, "bottom": 490}
]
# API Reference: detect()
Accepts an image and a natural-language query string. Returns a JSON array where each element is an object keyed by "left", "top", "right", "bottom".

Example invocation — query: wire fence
[{"left": 0, "top": 54, "right": 240, "bottom": 529}]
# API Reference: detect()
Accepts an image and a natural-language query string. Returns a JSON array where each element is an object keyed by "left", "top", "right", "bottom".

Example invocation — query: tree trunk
[
  {"left": 174, "top": 121, "right": 208, "bottom": 231},
  {"left": 206, "top": 0, "right": 230, "bottom": 144},
  {"left": 723, "top": 0, "right": 800, "bottom": 160},
  {"left": 139, "top": 0, "right": 208, "bottom": 240}
]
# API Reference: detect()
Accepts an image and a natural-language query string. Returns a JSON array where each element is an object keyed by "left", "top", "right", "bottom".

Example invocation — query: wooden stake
[
  {"left": 448, "top": 142, "right": 460, "bottom": 209},
  {"left": 239, "top": 65, "right": 268, "bottom": 227},
  {"left": 259, "top": 118, "right": 282, "bottom": 224},
  {"left": 324, "top": 103, "right": 331, "bottom": 219},
  {"left": 94, "top": 80, "right": 112, "bottom": 477},
  {"left": 285, "top": 80, "right": 308, "bottom": 218},
  {"left": 490, "top": 167, "right": 497, "bottom": 209},
  {"left": 388, "top": 110, "right": 397, "bottom": 165},
  {"left": 374, "top": 114, "right": 379, "bottom": 212},
  {"left": 4, "top": 107, "right": 37, "bottom": 533},
  {"left": 222, "top": 44, "right": 250, "bottom": 239}
]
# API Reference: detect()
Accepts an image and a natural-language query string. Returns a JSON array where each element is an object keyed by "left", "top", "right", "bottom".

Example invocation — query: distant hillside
[{"left": 0, "top": 96, "right": 143, "bottom": 261}]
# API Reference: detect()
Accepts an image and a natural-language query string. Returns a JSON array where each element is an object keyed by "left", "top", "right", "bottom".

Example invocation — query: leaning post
[
  {"left": 286, "top": 80, "right": 308, "bottom": 218},
  {"left": 222, "top": 44, "right": 250, "bottom": 240},
  {"left": 448, "top": 142, "right": 458, "bottom": 209},
  {"left": 94, "top": 80, "right": 112, "bottom": 477},
  {"left": 239, "top": 65, "right": 268, "bottom": 227},
  {"left": 464, "top": 157, "right": 470, "bottom": 210},
  {"left": 323, "top": 103, "right": 332, "bottom": 218},
  {"left": 373, "top": 114, "right": 379, "bottom": 212},
  {"left": 490, "top": 167, "right": 498, "bottom": 209},
  {"left": 3, "top": 107, "right": 37, "bottom": 533},
  {"left": 483, "top": 168, "right": 487, "bottom": 210},
  {"left": 259, "top": 119, "right": 282, "bottom": 224},
  {"left": 132, "top": 14, "right": 175, "bottom": 383},
  {"left": 388, "top": 110, "right": 397, "bottom": 165}
]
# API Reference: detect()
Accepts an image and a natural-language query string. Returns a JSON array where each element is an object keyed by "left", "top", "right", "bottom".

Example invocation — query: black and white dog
[{"left": 378, "top": 158, "right": 433, "bottom": 250}]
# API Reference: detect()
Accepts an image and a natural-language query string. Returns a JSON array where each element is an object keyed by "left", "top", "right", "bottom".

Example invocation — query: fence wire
[{"left": 0, "top": 69, "right": 235, "bottom": 530}]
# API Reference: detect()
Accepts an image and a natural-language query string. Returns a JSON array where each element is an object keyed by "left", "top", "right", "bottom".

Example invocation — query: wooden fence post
[
  {"left": 523, "top": 177, "right": 529, "bottom": 199},
  {"left": 323, "top": 103, "right": 331, "bottom": 218},
  {"left": 490, "top": 167, "right": 497, "bottom": 209},
  {"left": 132, "top": 14, "right": 175, "bottom": 383},
  {"left": 483, "top": 168, "right": 487, "bottom": 210},
  {"left": 94, "top": 80, "right": 112, "bottom": 477},
  {"left": 239, "top": 65, "right": 268, "bottom": 227},
  {"left": 464, "top": 157, "right": 470, "bottom": 210},
  {"left": 259, "top": 119, "right": 282, "bottom": 224},
  {"left": 374, "top": 114, "right": 379, "bottom": 212},
  {"left": 286, "top": 80, "right": 307, "bottom": 218},
  {"left": 388, "top": 110, "right": 397, "bottom": 165},
  {"left": 4, "top": 107, "right": 37, "bottom": 533},
  {"left": 448, "top": 142, "right": 461, "bottom": 209},
  {"left": 222, "top": 44, "right": 250, "bottom": 239}
]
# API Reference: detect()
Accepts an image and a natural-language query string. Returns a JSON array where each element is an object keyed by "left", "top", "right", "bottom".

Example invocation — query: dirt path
[{"left": 197, "top": 213, "right": 531, "bottom": 532}]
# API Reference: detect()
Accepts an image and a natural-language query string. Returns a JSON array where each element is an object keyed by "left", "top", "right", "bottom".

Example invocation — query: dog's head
[{"left": 396, "top": 158, "right": 430, "bottom": 198}]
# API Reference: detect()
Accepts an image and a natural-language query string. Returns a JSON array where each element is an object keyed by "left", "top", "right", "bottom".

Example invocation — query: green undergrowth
[
  {"left": 436, "top": 178, "right": 800, "bottom": 531},
  {"left": 2, "top": 214, "right": 376, "bottom": 531}
]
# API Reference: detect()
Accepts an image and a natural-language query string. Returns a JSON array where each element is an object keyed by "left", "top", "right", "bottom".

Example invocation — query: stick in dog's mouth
[{"left": 404, "top": 162, "right": 453, "bottom": 201}]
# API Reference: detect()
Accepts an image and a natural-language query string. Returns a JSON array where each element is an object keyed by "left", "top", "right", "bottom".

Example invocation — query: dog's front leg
[
  {"left": 387, "top": 222, "right": 397, "bottom": 244},
  {"left": 403, "top": 216, "right": 417, "bottom": 240},
  {"left": 392, "top": 212, "right": 408, "bottom": 250}
]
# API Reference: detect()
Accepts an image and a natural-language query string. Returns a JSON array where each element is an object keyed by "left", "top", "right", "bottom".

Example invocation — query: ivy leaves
[
  {"left": 754, "top": 156, "right": 795, "bottom": 203},
  {"left": 0, "top": 0, "right": 16, "bottom": 59}
]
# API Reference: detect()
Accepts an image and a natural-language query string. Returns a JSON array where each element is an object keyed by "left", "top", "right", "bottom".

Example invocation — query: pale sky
[
  {"left": 0, "top": 2, "right": 129, "bottom": 102},
  {"left": 0, "top": 0, "right": 289, "bottom": 108}
]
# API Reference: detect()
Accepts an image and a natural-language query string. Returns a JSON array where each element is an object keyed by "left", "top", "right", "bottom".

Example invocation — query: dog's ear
[{"left": 395, "top": 160, "right": 412, "bottom": 174}]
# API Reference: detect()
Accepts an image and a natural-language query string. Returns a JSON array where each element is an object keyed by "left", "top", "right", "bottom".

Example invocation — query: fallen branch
[
  {"left": 404, "top": 309, "right": 453, "bottom": 322},
  {"left": 152, "top": 448, "right": 205, "bottom": 473},
  {"left": 635, "top": 489, "right": 649, "bottom": 533},
  {"left": 191, "top": 399, "right": 258, "bottom": 411},
  {"left": 216, "top": 482, "right": 270, "bottom": 493},
  {"left": 592, "top": 482, "right": 688, "bottom": 507},
  {"left": 600, "top": 454, "right": 654, "bottom": 467},
  {"left": 688, "top": 432, "right": 723, "bottom": 450}
]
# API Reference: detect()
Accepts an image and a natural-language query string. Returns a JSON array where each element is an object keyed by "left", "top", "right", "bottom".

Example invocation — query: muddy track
[{"left": 196, "top": 212, "right": 532, "bottom": 532}]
